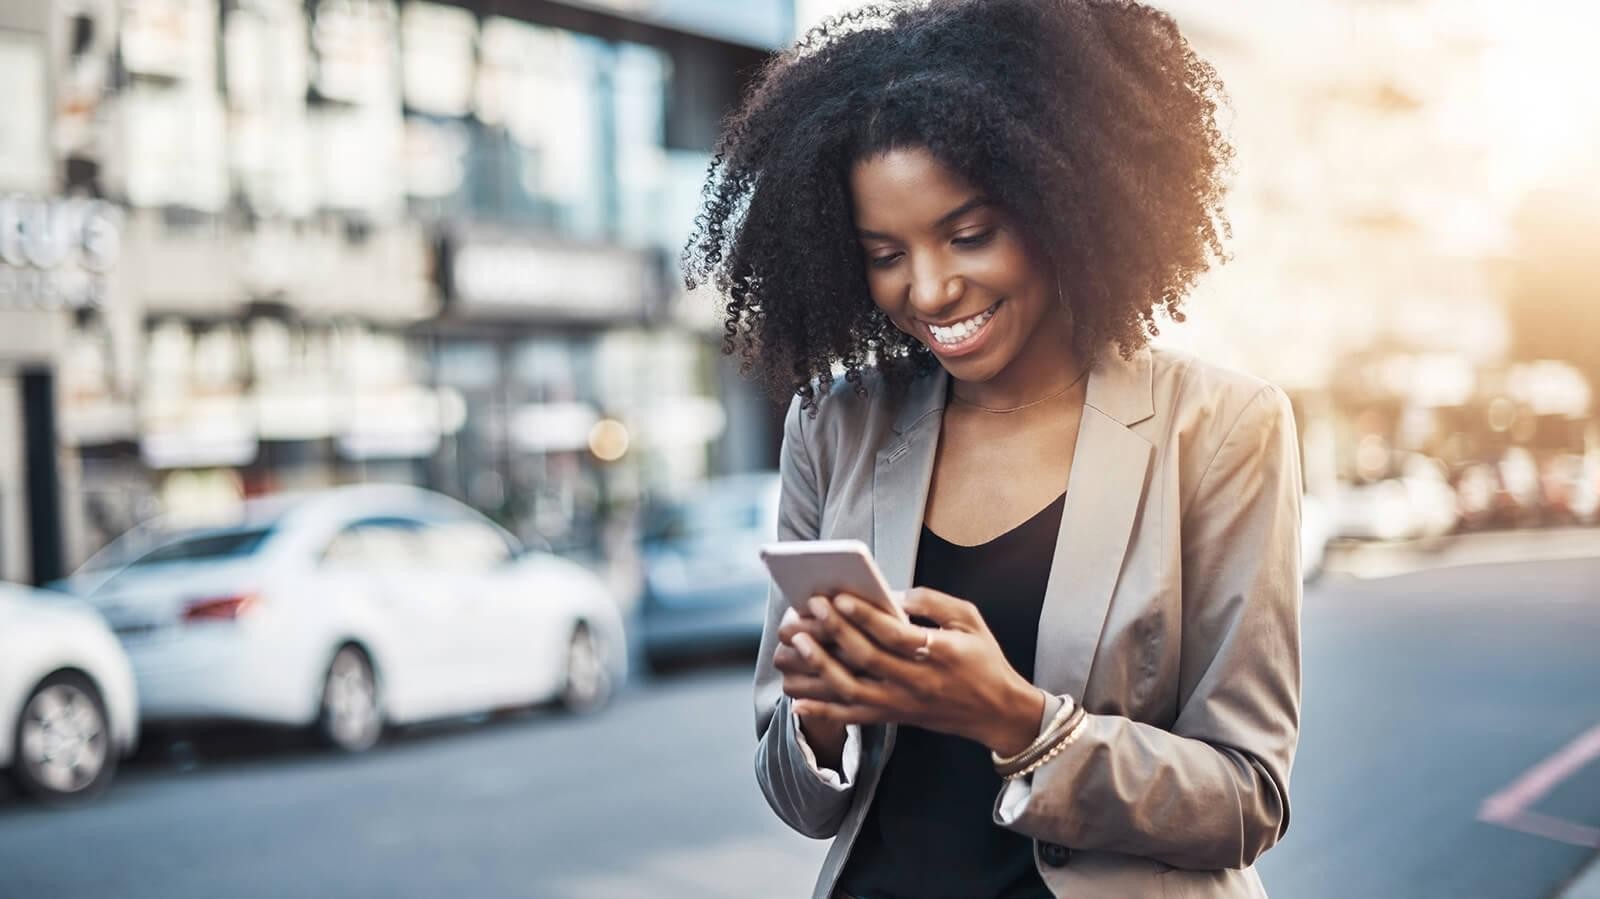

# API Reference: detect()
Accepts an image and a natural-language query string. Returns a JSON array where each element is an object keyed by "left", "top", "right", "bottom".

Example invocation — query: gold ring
[{"left": 913, "top": 629, "right": 933, "bottom": 662}]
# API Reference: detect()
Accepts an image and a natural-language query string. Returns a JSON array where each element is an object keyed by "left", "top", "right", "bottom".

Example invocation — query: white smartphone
[{"left": 759, "top": 539, "right": 907, "bottom": 620}]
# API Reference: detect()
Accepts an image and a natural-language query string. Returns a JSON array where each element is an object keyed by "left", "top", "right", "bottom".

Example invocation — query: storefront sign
[
  {"left": 445, "top": 233, "right": 658, "bottom": 322},
  {"left": 0, "top": 195, "right": 121, "bottom": 309}
]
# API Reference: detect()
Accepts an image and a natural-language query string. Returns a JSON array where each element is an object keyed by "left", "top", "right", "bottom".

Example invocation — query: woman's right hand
[{"left": 775, "top": 598, "right": 850, "bottom": 771}]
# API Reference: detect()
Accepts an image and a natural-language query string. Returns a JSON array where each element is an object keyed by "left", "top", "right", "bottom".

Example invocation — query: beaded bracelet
[
  {"left": 1001, "top": 710, "right": 1089, "bottom": 782},
  {"left": 995, "top": 705, "right": 1085, "bottom": 779}
]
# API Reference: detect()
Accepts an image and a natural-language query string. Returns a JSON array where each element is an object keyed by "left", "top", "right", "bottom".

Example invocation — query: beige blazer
[{"left": 752, "top": 345, "right": 1303, "bottom": 899}]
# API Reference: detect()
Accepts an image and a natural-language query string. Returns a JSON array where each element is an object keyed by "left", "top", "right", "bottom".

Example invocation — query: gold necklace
[{"left": 950, "top": 366, "right": 1090, "bottom": 414}]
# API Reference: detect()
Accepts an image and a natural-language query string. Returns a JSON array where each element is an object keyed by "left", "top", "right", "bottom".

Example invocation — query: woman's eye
[
  {"left": 868, "top": 252, "right": 903, "bottom": 269},
  {"left": 953, "top": 230, "right": 995, "bottom": 247}
]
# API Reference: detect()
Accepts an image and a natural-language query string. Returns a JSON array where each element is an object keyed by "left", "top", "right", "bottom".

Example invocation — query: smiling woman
[
  {"left": 849, "top": 149, "right": 1073, "bottom": 408},
  {"left": 685, "top": 3, "right": 1302, "bottom": 899},
  {"left": 682, "top": 0, "right": 1233, "bottom": 415}
]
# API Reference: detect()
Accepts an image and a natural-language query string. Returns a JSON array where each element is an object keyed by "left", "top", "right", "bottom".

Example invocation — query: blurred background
[{"left": 1, "top": 1, "right": 1597, "bottom": 898}]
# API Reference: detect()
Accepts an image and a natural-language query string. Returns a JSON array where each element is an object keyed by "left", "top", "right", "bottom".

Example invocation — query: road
[
  {"left": 1257, "top": 557, "right": 1600, "bottom": 899},
  {"left": 2, "top": 557, "right": 1597, "bottom": 899}
]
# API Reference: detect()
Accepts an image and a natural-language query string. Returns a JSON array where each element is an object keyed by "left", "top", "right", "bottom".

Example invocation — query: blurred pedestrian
[{"left": 683, "top": 2, "right": 1302, "bottom": 898}]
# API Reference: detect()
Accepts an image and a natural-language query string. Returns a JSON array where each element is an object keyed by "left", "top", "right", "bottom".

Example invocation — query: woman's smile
[{"left": 922, "top": 300, "right": 1003, "bottom": 357}]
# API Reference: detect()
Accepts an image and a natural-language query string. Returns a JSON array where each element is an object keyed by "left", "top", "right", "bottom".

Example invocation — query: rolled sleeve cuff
[
  {"left": 791, "top": 707, "right": 861, "bottom": 790},
  {"left": 995, "top": 692, "right": 1073, "bottom": 826}
]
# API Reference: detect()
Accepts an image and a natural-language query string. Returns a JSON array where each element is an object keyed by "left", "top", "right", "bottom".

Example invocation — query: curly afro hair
[{"left": 682, "top": 0, "right": 1233, "bottom": 413}]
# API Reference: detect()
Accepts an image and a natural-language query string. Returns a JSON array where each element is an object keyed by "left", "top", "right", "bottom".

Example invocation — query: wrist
[
  {"left": 797, "top": 706, "right": 847, "bottom": 746},
  {"left": 978, "top": 679, "right": 1046, "bottom": 756}
]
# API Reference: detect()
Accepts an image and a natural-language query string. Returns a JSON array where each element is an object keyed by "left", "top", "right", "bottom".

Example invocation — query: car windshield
[{"left": 123, "top": 527, "right": 276, "bottom": 567}]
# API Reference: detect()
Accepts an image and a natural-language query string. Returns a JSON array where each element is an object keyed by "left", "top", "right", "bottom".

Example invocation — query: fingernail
[
  {"left": 809, "top": 596, "right": 830, "bottom": 620},
  {"left": 794, "top": 633, "right": 814, "bottom": 658},
  {"left": 835, "top": 596, "right": 854, "bottom": 615}
]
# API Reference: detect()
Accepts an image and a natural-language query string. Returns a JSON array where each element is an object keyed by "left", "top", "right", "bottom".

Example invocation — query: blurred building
[
  {"left": 0, "top": 1, "right": 119, "bottom": 584},
  {"left": 15, "top": 0, "right": 795, "bottom": 568},
  {"left": 794, "top": 1, "right": 1599, "bottom": 533},
  {"left": 1153, "top": 0, "right": 1597, "bottom": 511}
]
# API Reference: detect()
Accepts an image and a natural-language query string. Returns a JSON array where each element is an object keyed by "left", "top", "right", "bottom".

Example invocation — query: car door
[
  {"left": 319, "top": 516, "right": 455, "bottom": 720},
  {"left": 412, "top": 514, "right": 528, "bottom": 711}
]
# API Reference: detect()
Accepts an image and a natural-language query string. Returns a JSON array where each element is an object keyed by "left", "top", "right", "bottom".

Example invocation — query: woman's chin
[{"left": 935, "top": 350, "right": 1007, "bottom": 386}]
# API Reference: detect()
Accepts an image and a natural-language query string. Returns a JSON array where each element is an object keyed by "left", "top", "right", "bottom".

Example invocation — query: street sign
[{"left": 0, "top": 195, "right": 121, "bottom": 310}]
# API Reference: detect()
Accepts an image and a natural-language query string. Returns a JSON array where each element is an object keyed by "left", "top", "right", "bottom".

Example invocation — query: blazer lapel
[
  {"left": 1034, "top": 348, "right": 1156, "bottom": 703},
  {"left": 872, "top": 372, "right": 947, "bottom": 594},
  {"left": 865, "top": 351, "right": 1153, "bottom": 731},
  {"left": 868, "top": 371, "right": 946, "bottom": 766}
]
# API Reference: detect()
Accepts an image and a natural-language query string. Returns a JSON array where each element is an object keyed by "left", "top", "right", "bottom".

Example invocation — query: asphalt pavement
[
  {"left": 1, "top": 555, "right": 1597, "bottom": 899},
  {"left": 1256, "top": 556, "right": 1600, "bottom": 899}
]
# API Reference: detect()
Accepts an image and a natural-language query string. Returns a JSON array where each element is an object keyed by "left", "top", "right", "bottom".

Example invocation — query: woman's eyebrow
[{"left": 857, "top": 196, "right": 992, "bottom": 240}]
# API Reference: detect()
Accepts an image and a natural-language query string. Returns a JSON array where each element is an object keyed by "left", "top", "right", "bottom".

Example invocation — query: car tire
[
  {"left": 11, "top": 671, "right": 117, "bottom": 803},
  {"left": 559, "top": 624, "right": 611, "bottom": 714},
  {"left": 314, "top": 645, "right": 383, "bottom": 753}
]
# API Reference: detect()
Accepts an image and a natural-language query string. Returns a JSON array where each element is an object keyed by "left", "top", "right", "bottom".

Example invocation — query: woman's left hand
[{"left": 785, "top": 586, "right": 1045, "bottom": 756}]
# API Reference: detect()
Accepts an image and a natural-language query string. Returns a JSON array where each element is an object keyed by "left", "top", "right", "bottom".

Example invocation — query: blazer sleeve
[
  {"left": 993, "top": 385, "right": 1303, "bottom": 870},
  {"left": 753, "top": 396, "right": 858, "bottom": 839}
]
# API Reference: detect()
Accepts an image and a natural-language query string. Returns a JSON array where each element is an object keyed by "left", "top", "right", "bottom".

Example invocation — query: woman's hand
[
  {"left": 782, "top": 587, "right": 1045, "bottom": 756},
  {"left": 773, "top": 599, "right": 851, "bottom": 768}
]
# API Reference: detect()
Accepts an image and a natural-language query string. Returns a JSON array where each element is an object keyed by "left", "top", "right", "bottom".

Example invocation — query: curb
[
  {"left": 1557, "top": 852, "right": 1600, "bottom": 899},
  {"left": 1322, "top": 527, "right": 1600, "bottom": 580}
]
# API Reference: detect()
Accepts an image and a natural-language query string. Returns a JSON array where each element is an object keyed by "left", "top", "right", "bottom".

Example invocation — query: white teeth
[{"left": 928, "top": 305, "right": 996, "bottom": 345}]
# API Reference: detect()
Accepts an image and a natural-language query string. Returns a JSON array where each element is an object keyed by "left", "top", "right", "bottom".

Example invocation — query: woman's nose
[{"left": 908, "top": 262, "right": 963, "bottom": 318}]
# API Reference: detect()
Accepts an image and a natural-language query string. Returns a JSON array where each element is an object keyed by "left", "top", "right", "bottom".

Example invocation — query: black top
[{"left": 837, "top": 491, "right": 1065, "bottom": 899}]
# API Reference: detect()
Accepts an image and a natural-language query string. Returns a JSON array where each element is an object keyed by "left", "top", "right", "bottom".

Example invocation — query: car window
[
  {"left": 322, "top": 517, "right": 426, "bottom": 566},
  {"left": 419, "top": 518, "right": 513, "bottom": 570},
  {"left": 126, "top": 528, "right": 275, "bottom": 567}
]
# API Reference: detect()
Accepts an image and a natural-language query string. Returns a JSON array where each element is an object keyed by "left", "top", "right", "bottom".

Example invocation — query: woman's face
[{"left": 850, "top": 146, "right": 1066, "bottom": 386}]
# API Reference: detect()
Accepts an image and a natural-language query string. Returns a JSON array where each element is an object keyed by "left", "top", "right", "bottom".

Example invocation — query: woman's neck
[{"left": 948, "top": 318, "right": 1085, "bottom": 412}]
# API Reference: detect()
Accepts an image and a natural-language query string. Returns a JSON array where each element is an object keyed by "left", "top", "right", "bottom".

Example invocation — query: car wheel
[
  {"left": 559, "top": 624, "right": 611, "bottom": 714},
  {"left": 315, "top": 646, "right": 383, "bottom": 753},
  {"left": 11, "top": 672, "right": 116, "bottom": 803}
]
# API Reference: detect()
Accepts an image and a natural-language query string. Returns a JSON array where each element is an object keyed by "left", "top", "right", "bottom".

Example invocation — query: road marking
[{"left": 1479, "top": 721, "right": 1600, "bottom": 848}]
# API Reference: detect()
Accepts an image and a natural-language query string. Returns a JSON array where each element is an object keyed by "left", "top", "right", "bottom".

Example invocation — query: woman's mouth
[{"left": 922, "top": 301, "right": 1001, "bottom": 357}]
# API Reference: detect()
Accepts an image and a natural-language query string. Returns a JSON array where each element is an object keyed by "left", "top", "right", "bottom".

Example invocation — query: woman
[{"left": 682, "top": 2, "right": 1302, "bottom": 897}]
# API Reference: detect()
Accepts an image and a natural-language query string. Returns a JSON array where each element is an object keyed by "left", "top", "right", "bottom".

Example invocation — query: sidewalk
[
  {"left": 1322, "top": 526, "right": 1600, "bottom": 580},
  {"left": 1558, "top": 853, "right": 1600, "bottom": 899}
]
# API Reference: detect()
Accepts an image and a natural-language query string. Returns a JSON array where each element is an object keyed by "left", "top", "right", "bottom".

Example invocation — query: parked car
[
  {"left": 1335, "top": 455, "right": 1460, "bottom": 541},
  {"left": 636, "top": 473, "right": 780, "bottom": 670},
  {"left": 59, "top": 484, "right": 626, "bottom": 752},
  {"left": 1, "top": 583, "right": 139, "bottom": 802},
  {"left": 1454, "top": 462, "right": 1501, "bottom": 532},
  {"left": 1540, "top": 452, "right": 1600, "bottom": 526}
]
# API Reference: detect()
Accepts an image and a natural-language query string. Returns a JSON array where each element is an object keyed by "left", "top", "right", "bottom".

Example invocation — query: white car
[
  {"left": 1, "top": 583, "right": 139, "bottom": 802},
  {"left": 1334, "top": 456, "right": 1461, "bottom": 542},
  {"left": 65, "top": 484, "right": 627, "bottom": 752}
]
